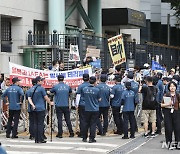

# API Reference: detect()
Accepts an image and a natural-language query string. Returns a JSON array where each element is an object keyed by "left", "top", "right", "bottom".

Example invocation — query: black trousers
[
  {"left": 97, "top": 107, "right": 109, "bottom": 134},
  {"left": 112, "top": 106, "right": 123, "bottom": 133},
  {"left": 78, "top": 105, "right": 86, "bottom": 135},
  {"left": 33, "top": 111, "right": 45, "bottom": 143},
  {"left": 156, "top": 104, "right": 163, "bottom": 133},
  {"left": 163, "top": 108, "right": 180, "bottom": 144},
  {"left": 6, "top": 110, "right": 21, "bottom": 137},
  {"left": 123, "top": 111, "right": 136, "bottom": 137},
  {"left": 84, "top": 111, "right": 99, "bottom": 139},
  {"left": 29, "top": 112, "right": 34, "bottom": 137},
  {"left": 56, "top": 106, "right": 73, "bottom": 135}
]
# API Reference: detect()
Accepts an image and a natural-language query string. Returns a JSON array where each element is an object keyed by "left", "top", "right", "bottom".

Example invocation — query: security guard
[
  {"left": 28, "top": 76, "right": 53, "bottom": 143},
  {"left": 25, "top": 78, "right": 36, "bottom": 140},
  {"left": 121, "top": 82, "right": 136, "bottom": 139},
  {"left": 82, "top": 76, "right": 100, "bottom": 143},
  {"left": 2, "top": 77, "right": 24, "bottom": 138},
  {"left": 76, "top": 74, "right": 90, "bottom": 137},
  {"left": 111, "top": 75, "right": 125, "bottom": 135},
  {"left": 50, "top": 75, "right": 74, "bottom": 138},
  {"left": 96, "top": 74, "right": 110, "bottom": 136}
]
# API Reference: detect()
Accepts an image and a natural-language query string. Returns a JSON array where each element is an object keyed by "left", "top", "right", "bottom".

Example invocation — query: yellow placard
[{"left": 108, "top": 34, "right": 126, "bottom": 66}]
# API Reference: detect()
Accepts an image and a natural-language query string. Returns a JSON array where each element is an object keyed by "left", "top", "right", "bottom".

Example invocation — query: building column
[
  {"left": 88, "top": 0, "right": 102, "bottom": 35},
  {"left": 48, "top": 0, "right": 65, "bottom": 33}
]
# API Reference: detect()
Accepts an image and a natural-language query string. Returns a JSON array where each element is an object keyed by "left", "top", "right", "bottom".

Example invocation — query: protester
[
  {"left": 82, "top": 76, "right": 100, "bottom": 143},
  {"left": 156, "top": 72, "right": 164, "bottom": 135},
  {"left": 50, "top": 75, "right": 74, "bottom": 138},
  {"left": 169, "top": 68, "right": 175, "bottom": 78},
  {"left": 2, "top": 77, "right": 24, "bottom": 138},
  {"left": 59, "top": 60, "right": 65, "bottom": 71},
  {"left": 96, "top": 74, "right": 110, "bottom": 136},
  {"left": 28, "top": 76, "right": 54, "bottom": 143},
  {"left": 141, "top": 76, "right": 158, "bottom": 138},
  {"left": 161, "top": 81, "right": 180, "bottom": 150}
]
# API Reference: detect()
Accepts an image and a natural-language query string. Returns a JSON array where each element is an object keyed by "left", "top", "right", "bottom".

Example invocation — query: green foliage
[{"left": 163, "top": 0, "right": 180, "bottom": 19}]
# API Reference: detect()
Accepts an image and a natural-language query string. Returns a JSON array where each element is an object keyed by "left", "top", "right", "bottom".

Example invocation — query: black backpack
[{"left": 144, "top": 86, "right": 158, "bottom": 109}]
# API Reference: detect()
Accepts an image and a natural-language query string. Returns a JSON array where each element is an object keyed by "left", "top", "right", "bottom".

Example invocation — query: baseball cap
[
  {"left": 171, "top": 68, "right": 175, "bottom": 73},
  {"left": 89, "top": 76, "right": 96, "bottom": 82},
  {"left": 83, "top": 74, "right": 89, "bottom": 80},
  {"left": 35, "top": 76, "right": 45, "bottom": 82},
  {"left": 12, "top": 77, "right": 21, "bottom": 83},
  {"left": 100, "top": 74, "right": 107, "bottom": 82},
  {"left": 57, "top": 75, "right": 64, "bottom": 80},
  {"left": 127, "top": 71, "right": 134, "bottom": 79}
]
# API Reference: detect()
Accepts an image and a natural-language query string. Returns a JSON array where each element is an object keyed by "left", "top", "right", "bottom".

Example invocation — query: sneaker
[
  {"left": 56, "top": 134, "right": 63, "bottom": 138},
  {"left": 69, "top": 133, "right": 74, "bottom": 137},
  {"left": 122, "top": 136, "right": 129, "bottom": 139},
  {"left": 144, "top": 133, "right": 149, "bottom": 138},
  {"left": 150, "top": 133, "right": 156, "bottom": 138},
  {"left": 6, "top": 135, "right": 10, "bottom": 138},
  {"left": 82, "top": 138, "right": 87, "bottom": 142},
  {"left": 155, "top": 131, "right": 162, "bottom": 135},
  {"left": 97, "top": 132, "right": 103, "bottom": 135},
  {"left": 11, "top": 135, "right": 18, "bottom": 139},
  {"left": 130, "top": 135, "right": 135, "bottom": 139},
  {"left": 169, "top": 146, "right": 176, "bottom": 150},
  {"left": 89, "top": 139, "right": 96, "bottom": 143}
]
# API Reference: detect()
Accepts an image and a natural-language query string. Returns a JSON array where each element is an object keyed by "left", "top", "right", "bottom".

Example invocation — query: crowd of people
[{"left": 0, "top": 62, "right": 180, "bottom": 150}]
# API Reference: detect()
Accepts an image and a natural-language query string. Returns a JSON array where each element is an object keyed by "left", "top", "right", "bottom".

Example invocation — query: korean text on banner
[
  {"left": 9, "top": 62, "right": 92, "bottom": 88},
  {"left": 69, "top": 44, "right": 80, "bottom": 62},
  {"left": 108, "top": 34, "right": 126, "bottom": 66}
]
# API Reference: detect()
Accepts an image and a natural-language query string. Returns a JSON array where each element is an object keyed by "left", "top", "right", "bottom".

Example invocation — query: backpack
[{"left": 144, "top": 86, "right": 158, "bottom": 109}]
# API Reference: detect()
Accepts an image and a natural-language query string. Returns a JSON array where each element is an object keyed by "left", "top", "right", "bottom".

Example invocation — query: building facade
[{"left": 0, "top": 0, "right": 179, "bottom": 75}]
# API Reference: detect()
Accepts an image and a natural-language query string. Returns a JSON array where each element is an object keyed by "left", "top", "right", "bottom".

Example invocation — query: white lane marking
[
  {"left": 3, "top": 144, "right": 73, "bottom": 150},
  {"left": 127, "top": 137, "right": 153, "bottom": 154},
  {"left": 75, "top": 147, "right": 108, "bottom": 153},
  {"left": 7, "top": 152, "right": 76, "bottom": 154},
  {"left": 4, "top": 140, "right": 118, "bottom": 147}
]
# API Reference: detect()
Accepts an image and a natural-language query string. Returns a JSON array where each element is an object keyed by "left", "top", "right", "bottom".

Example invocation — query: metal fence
[{"left": 27, "top": 31, "right": 180, "bottom": 71}]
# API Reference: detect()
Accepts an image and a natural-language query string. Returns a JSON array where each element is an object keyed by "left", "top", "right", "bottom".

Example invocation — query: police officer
[
  {"left": 121, "top": 82, "right": 136, "bottom": 139},
  {"left": 25, "top": 78, "right": 36, "bottom": 140},
  {"left": 76, "top": 74, "right": 90, "bottom": 137},
  {"left": 82, "top": 76, "right": 100, "bottom": 143},
  {"left": 96, "top": 74, "right": 110, "bottom": 136},
  {"left": 28, "top": 76, "right": 53, "bottom": 143},
  {"left": 111, "top": 75, "right": 125, "bottom": 135},
  {"left": 50, "top": 75, "right": 74, "bottom": 138},
  {"left": 2, "top": 77, "right": 24, "bottom": 138}
]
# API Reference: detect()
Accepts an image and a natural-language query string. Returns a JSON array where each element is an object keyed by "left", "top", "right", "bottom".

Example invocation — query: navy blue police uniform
[
  {"left": 50, "top": 75, "right": 74, "bottom": 138},
  {"left": 2, "top": 77, "right": 24, "bottom": 138}
]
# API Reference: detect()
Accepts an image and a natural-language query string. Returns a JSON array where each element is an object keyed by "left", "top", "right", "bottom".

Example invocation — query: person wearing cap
[
  {"left": 168, "top": 68, "right": 175, "bottom": 78},
  {"left": 82, "top": 76, "right": 100, "bottom": 143},
  {"left": 76, "top": 74, "right": 90, "bottom": 137},
  {"left": 2, "top": 77, "right": 24, "bottom": 138},
  {"left": 126, "top": 71, "right": 139, "bottom": 132},
  {"left": 110, "top": 75, "right": 125, "bottom": 135},
  {"left": 50, "top": 75, "right": 74, "bottom": 138},
  {"left": 155, "top": 72, "right": 164, "bottom": 135},
  {"left": 28, "top": 76, "right": 54, "bottom": 143},
  {"left": 96, "top": 74, "right": 110, "bottom": 136},
  {"left": 25, "top": 78, "right": 37, "bottom": 140},
  {"left": 143, "top": 63, "right": 151, "bottom": 77},
  {"left": 121, "top": 82, "right": 136, "bottom": 139}
]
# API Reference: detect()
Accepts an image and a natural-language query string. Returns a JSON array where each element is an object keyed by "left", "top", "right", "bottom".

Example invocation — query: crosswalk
[{"left": 1, "top": 136, "right": 121, "bottom": 154}]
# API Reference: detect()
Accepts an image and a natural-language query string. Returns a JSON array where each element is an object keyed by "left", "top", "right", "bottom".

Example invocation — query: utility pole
[{"left": 167, "top": 14, "right": 170, "bottom": 46}]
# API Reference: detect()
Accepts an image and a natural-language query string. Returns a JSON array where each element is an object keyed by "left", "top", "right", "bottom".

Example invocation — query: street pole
[{"left": 167, "top": 14, "right": 170, "bottom": 46}]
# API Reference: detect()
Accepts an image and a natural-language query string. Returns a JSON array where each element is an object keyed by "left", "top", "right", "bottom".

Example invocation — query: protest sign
[
  {"left": 86, "top": 48, "right": 100, "bottom": 58},
  {"left": 108, "top": 34, "right": 126, "bottom": 66},
  {"left": 69, "top": 44, "right": 80, "bottom": 61}
]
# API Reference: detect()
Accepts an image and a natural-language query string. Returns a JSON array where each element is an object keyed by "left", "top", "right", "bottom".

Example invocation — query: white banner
[
  {"left": 69, "top": 45, "right": 80, "bottom": 62},
  {"left": 9, "top": 62, "right": 92, "bottom": 88}
]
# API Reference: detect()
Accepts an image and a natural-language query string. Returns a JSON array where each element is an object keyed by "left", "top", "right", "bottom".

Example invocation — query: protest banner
[
  {"left": 108, "top": 34, "right": 126, "bottom": 66},
  {"left": 151, "top": 60, "right": 165, "bottom": 71},
  {"left": 89, "top": 59, "right": 101, "bottom": 68},
  {"left": 69, "top": 44, "right": 80, "bottom": 62},
  {"left": 9, "top": 62, "right": 92, "bottom": 88},
  {"left": 86, "top": 48, "right": 100, "bottom": 58}
]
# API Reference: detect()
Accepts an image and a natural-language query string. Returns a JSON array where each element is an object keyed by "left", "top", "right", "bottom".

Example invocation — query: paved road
[{"left": 0, "top": 132, "right": 179, "bottom": 154}]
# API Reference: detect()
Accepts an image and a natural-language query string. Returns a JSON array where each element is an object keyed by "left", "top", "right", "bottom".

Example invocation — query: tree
[{"left": 163, "top": 0, "right": 180, "bottom": 19}]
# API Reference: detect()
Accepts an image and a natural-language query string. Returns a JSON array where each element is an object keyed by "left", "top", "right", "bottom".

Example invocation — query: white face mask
[{"left": 177, "top": 67, "right": 179, "bottom": 70}]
